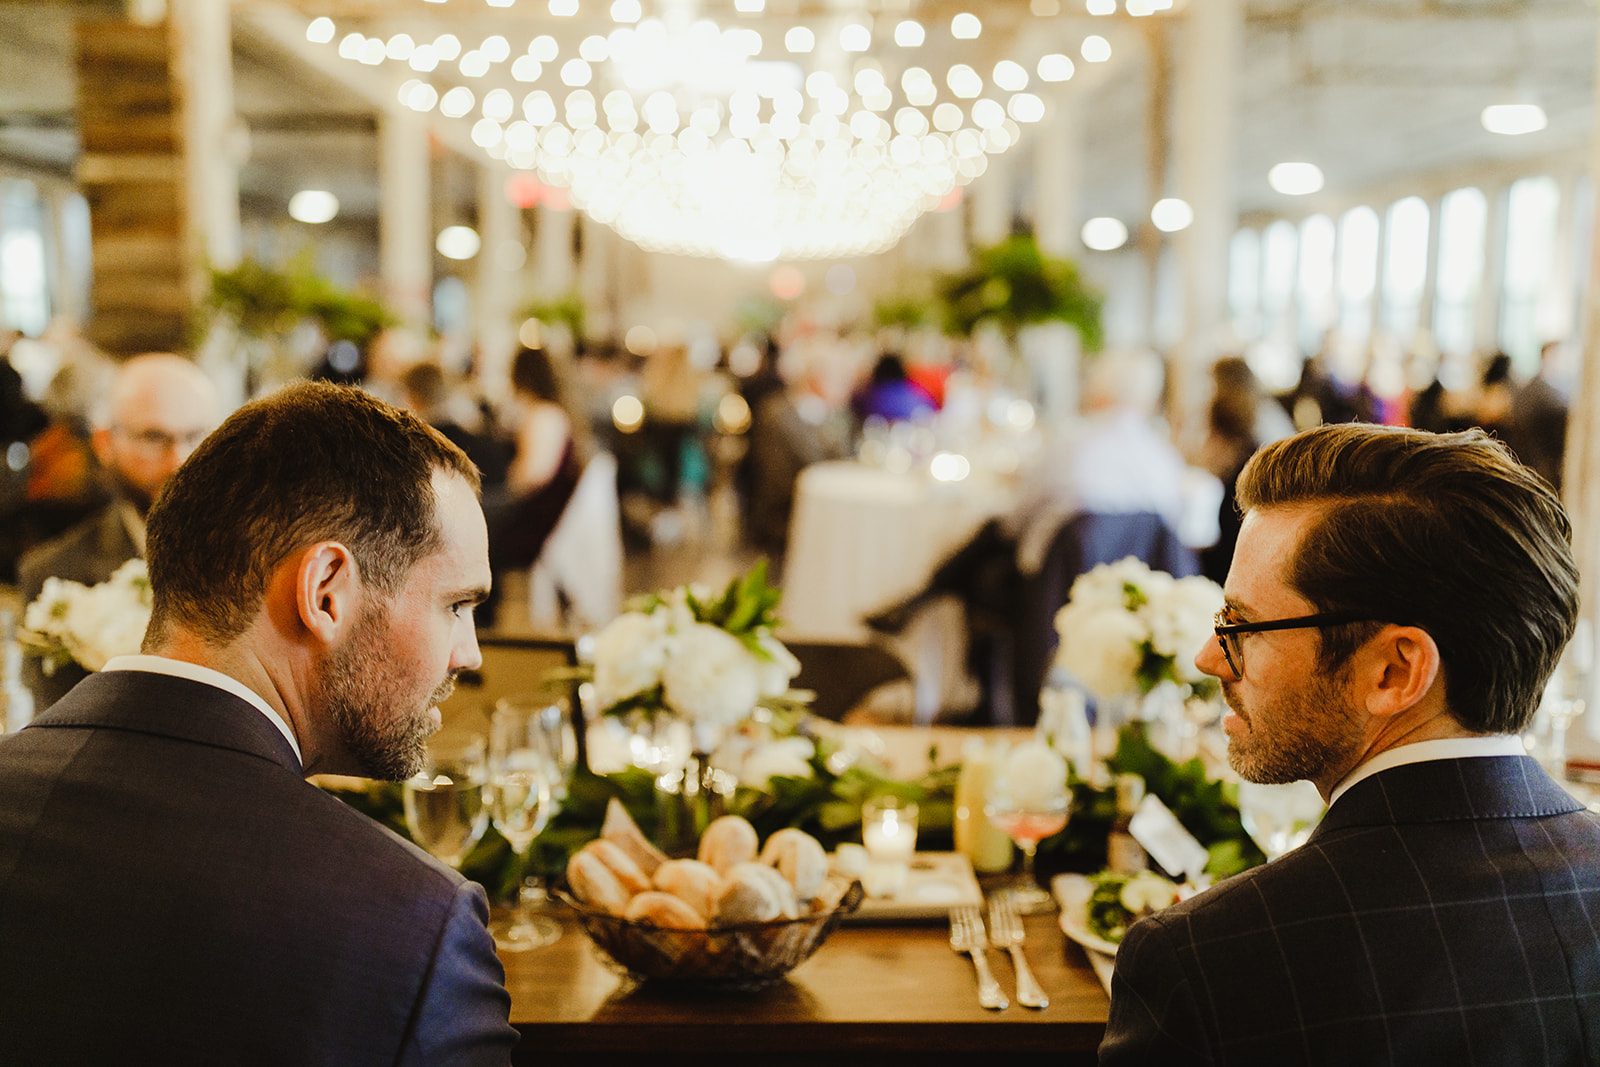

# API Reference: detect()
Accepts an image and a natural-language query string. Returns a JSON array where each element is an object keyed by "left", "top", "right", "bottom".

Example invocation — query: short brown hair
[
  {"left": 144, "top": 381, "right": 480, "bottom": 645},
  {"left": 1237, "top": 423, "right": 1577, "bottom": 734}
]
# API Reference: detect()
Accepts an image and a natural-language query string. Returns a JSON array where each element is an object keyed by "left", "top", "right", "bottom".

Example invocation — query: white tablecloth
[{"left": 780, "top": 461, "right": 1013, "bottom": 642}]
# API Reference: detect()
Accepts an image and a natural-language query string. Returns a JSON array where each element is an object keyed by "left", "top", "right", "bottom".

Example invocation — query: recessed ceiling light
[
  {"left": 1268, "top": 161, "right": 1324, "bottom": 196},
  {"left": 1481, "top": 103, "right": 1547, "bottom": 136},
  {"left": 288, "top": 190, "right": 339, "bottom": 224},
  {"left": 1081, "top": 217, "right": 1128, "bottom": 251}
]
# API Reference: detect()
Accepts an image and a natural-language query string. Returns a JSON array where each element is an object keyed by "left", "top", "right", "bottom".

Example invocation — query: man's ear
[
  {"left": 294, "top": 542, "right": 361, "bottom": 645},
  {"left": 1359, "top": 624, "right": 1442, "bottom": 720}
]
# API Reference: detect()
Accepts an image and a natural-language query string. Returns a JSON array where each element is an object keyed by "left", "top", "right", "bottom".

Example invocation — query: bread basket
[{"left": 555, "top": 875, "right": 865, "bottom": 991}]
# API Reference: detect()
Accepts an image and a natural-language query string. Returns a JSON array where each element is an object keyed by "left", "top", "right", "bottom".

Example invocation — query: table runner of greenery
[{"left": 327, "top": 721, "right": 1265, "bottom": 902}]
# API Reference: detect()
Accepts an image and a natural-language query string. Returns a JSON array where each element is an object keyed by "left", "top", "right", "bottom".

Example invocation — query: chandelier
[{"left": 305, "top": 2, "right": 1106, "bottom": 262}]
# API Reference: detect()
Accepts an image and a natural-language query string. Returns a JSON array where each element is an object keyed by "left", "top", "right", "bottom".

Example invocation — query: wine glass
[
  {"left": 403, "top": 733, "right": 490, "bottom": 870},
  {"left": 985, "top": 743, "right": 1073, "bottom": 915},
  {"left": 1536, "top": 619, "right": 1592, "bottom": 776},
  {"left": 1236, "top": 779, "right": 1325, "bottom": 860},
  {"left": 487, "top": 698, "right": 573, "bottom": 951}
]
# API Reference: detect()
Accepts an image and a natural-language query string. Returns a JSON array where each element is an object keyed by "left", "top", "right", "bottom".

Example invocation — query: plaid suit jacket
[{"left": 1099, "top": 756, "right": 1600, "bottom": 1066}]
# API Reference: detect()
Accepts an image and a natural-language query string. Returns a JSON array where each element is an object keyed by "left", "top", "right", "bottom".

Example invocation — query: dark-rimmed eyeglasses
[{"left": 1212, "top": 610, "right": 1374, "bottom": 679}]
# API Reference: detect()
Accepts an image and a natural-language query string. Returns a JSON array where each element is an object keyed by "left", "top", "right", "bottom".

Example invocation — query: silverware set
[{"left": 949, "top": 890, "right": 1049, "bottom": 1011}]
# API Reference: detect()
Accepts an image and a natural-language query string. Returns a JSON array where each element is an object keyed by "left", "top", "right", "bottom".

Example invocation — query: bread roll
[
  {"left": 601, "top": 797, "right": 668, "bottom": 876},
  {"left": 653, "top": 858, "right": 722, "bottom": 920},
  {"left": 714, "top": 862, "right": 799, "bottom": 925},
  {"left": 566, "top": 847, "right": 632, "bottom": 915},
  {"left": 758, "top": 827, "right": 830, "bottom": 901},
  {"left": 624, "top": 890, "right": 708, "bottom": 930},
  {"left": 698, "top": 815, "right": 759, "bottom": 875},
  {"left": 583, "top": 838, "right": 653, "bottom": 896}
]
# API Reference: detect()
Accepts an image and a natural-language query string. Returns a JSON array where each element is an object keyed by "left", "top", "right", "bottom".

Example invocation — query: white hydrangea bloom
[
  {"left": 753, "top": 631, "right": 802, "bottom": 697},
  {"left": 738, "top": 735, "right": 816, "bottom": 788},
  {"left": 591, "top": 610, "right": 671, "bottom": 709},
  {"left": 1000, "top": 740, "right": 1069, "bottom": 810},
  {"left": 660, "top": 622, "right": 764, "bottom": 729}
]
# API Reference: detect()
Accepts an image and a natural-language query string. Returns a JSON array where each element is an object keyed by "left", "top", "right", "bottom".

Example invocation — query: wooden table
[{"left": 503, "top": 908, "right": 1109, "bottom": 1064}]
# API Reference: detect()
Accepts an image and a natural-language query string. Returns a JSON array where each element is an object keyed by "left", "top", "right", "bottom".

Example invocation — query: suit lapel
[
  {"left": 30, "top": 670, "right": 303, "bottom": 774},
  {"left": 1310, "top": 755, "right": 1584, "bottom": 842}
]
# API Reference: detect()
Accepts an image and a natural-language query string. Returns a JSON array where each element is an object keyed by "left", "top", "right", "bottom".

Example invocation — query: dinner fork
[
  {"left": 989, "top": 890, "right": 1049, "bottom": 1009},
  {"left": 949, "top": 905, "right": 1009, "bottom": 1010}
]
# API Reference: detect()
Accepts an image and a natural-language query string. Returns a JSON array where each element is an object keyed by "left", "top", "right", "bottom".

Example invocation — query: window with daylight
[
  {"left": 1434, "top": 186, "right": 1487, "bottom": 358},
  {"left": 1500, "top": 175, "right": 1560, "bottom": 370},
  {"left": 1228, "top": 228, "right": 1262, "bottom": 341},
  {"left": 1336, "top": 206, "right": 1379, "bottom": 343},
  {"left": 1381, "top": 196, "right": 1430, "bottom": 343},
  {"left": 0, "top": 179, "right": 50, "bottom": 336},
  {"left": 1296, "top": 213, "right": 1336, "bottom": 355},
  {"left": 1260, "top": 219, "right": 1298, "bottom": 342}
]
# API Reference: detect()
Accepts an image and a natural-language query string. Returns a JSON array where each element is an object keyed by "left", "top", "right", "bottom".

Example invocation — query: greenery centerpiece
[{"left": 937, "top": 233, "right": 1104, "bottom": 350}]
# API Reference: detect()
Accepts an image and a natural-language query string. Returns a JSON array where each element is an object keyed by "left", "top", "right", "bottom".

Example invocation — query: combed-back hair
[
  {"left": 1237, "top": 422, "right": 1577, "bottom": 734},
  {"left": 144, "top": 381, "right": 479, "bottom": 646}
]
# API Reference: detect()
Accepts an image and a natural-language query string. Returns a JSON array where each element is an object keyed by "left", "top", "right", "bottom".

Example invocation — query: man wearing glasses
[
  {"left": 1100, "top": 423, "right": 1600, "bottom": 1065},
  {"left": 19, "top": 352, "right": 220, "bottom": 709}
]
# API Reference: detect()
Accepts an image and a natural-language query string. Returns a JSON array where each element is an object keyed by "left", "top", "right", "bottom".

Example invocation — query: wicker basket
[{"left": 556, "top": 875, "right": 866, "bottom": 991}]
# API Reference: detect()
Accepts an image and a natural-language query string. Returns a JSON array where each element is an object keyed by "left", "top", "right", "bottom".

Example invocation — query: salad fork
[
  {"left": 949, "top": 905, "right": 1008, "bottom": 1010},
  {"left": 989, "top": 890, "right": 1049, "bottom": 1009}
]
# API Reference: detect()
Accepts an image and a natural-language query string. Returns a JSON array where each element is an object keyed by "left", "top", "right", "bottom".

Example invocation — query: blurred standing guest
[
  {"left": 1101, "top": 424, "right": 1599, "bottom": 1066},
  {"left": 851, "top": 351, "right": 937, "bottom": 423},
  {"left": 19, "top": 353, "right": 220, "bottom": 711},
  {"left": 400, "top": 361, "right": 510, "bottom": 489},
  {"left": 0, "top": 336, "right": 48, "bottom": 582},
  {"left": 483, "top": 346, "right": 583, "bottom": 624},
  {"left": 1196, "top": 358, "right": 1266, "bottom": 585},
  {"left": 1474, "top": 350, "right": 1517, "bottom": 439},
  {"left": 747, "top": 355, "right": 851, "bottom": 554},
  {"left": 641, "top": 340, "right": 705, "bottom": 504},
  {"left": 0, "top": 382, "right": 517, "bottom": 1065},
  {"left": 1505, "top": 340, "right": 1570, "bottom": 492}
]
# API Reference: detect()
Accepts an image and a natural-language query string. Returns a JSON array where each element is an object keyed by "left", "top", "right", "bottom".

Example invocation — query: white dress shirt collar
[
  {"left": 1328, "top": 734, "right": 1527, "bottom": 807},
  {"left": 101, "top": 654, "right": 303, "bottom": 768}
]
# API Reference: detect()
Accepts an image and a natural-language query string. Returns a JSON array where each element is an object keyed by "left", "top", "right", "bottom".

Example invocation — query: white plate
[
  {"left": 1058, "top": 912, "right": 1121, "bottom": 958},
  {"left": 830, "top": 851, "right": 984, "bottom": 922}
]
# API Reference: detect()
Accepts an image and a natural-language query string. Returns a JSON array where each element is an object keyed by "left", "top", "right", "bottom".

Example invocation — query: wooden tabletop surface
[{"left": 503, "top": 906, "right": 1110, "bottom": 1064}]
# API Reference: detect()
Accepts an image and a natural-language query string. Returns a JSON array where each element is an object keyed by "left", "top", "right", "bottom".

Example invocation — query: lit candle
[{"left": 862, "top": 797, "right": 918, "bottom": 861}]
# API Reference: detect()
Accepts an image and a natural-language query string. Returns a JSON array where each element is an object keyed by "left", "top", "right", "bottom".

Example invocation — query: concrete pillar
[
  {"left": 1168, "top": 0, "right": 1242, "bottom": 443},
  {"left": 533, "top": 203, "right": 575, "bottom": 298},
  {"left": 970, "top": 151, "right": 1013, "bottom": 247},
  {"left": 379, "top": 105, "right": 432, "bottom": 329},
  {"left": 1564, "top": 24, "right": 1600, "bottom": 756},
  {"left": 475, "top": 162, "right": 520, "bottom": 389},
  {"left": 1034, "top": 93, "right": 1083, "bottom": 259},
  {"left": 170, "top": 0, "right": 241, "bottom": 281}
]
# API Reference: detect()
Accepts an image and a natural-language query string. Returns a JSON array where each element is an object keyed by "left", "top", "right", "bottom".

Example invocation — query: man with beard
[
  {"left": 19, "top": 352, "right": 221, "bottom": 710},
  {"left": 0, "top": 382, "right": 519, "bottom": 1065},
  {"left": 1099, "top": 423, "right": 1600, "bottom": 1066}
]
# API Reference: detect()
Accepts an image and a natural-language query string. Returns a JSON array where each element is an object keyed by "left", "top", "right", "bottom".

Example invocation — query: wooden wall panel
[{"left": 75, "top": 18, "right": 190, "bottom": 354}]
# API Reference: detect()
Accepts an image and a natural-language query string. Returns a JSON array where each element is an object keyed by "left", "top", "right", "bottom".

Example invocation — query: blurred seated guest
[
  {"left": 1505, "top": 339, "right": 1571, "bottom": 491},
  {"left": 1015, "top": 347, "right": 1206, "bottom": 574},
  {"left": 1197, "top": 358, "right": 1268, "bottom": 585},
  {"left": 400, "top": 361, "right": 510, "bottom": 489},
  {"left": 19, "top": 353, "right": 220, "bottom": 711},
  {"left": 641, "top": 340, "right": 705, "bottom": 503},
  {"left": 851, "top": 352, "right": 937, "bottom": 423},
  {"left": 747, "top": 356, "right": 851, "bottom": 554},
  {"left": 0, "top": 382, "right": 517, "bottom": 1065},
  {"left": 0, "top": 335, "right": 48, "bottom": 583},
  {"left": 483, "top": 346, "right": 583, "bottom": 624}
]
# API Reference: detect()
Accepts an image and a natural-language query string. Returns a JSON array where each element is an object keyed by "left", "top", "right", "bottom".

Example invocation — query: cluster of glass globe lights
[{"left": 308, "top": 8, "right": 1106, "bottom": 262}]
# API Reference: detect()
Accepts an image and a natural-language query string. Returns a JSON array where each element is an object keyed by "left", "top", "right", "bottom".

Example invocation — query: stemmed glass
[
  {"left": 403, "top": 733, "right": 491, "bottom": 871},
  {"left": 1537, "top": 620, "right": 1592, "bottom": 775},
  {"left": 487, "top": 698, "right": 574, "bottom": 951},
  {"left": 985, "top": 744, "right": 1073, "bottom": 915},
  {"left": 1236, "top": 779, "right": 1325, "bottom": 860}
]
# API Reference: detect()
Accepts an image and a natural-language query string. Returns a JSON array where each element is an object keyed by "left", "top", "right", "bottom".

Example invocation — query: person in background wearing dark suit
[
  {"left": 18, "top": 352, "right": 221, "bottom": 710},
  {"left": 0, "top": 381, "right": 518, "bottom": 1066},
  {"left": 1101, "top": 422, "right": 1600, "bottom": 1066}
]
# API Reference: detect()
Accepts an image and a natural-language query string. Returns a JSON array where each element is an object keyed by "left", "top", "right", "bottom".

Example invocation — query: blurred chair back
[
  {"left": 1012, "top": 511, "right": 1199, "bottom": 726},
  {"left": 437, "top": 634, "right": 588, "bottom": 771},
  {"left": 785, "top": 639, "right": 912, "bottom": 722}
]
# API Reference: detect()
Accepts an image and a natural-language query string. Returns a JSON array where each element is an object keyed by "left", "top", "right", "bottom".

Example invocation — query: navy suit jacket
[
  {"left": 1100, "top": 756, "right": 1600, "bottom": 1066},
  {"left": 0, "top": 669, "right": 519, "bottom": 1066}
]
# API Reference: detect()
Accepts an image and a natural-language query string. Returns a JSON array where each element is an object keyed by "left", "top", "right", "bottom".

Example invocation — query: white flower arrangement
[
  {"left": 21, "top": 558, "right": 152, "bottom": 674},
  {"left": 588, "top": 562, "right": 805, "bottom": 746},
  {"left": 1053, "top": 558, "right": 1223, "bottom": 701}
]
